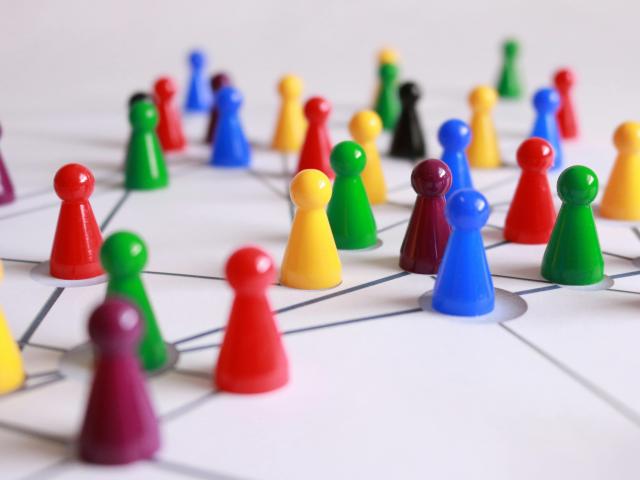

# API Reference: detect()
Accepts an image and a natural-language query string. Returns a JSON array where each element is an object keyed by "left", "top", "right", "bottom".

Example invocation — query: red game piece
[
  {"left": 504, "top": 138, "right": 557, "bottom": 244},
  {"left": 554, "top": 68, "right": 579, "bottom": 140},
  {"left": 49, "top": 164, "right": 103, "bottom": 279},
  {"left": 79, "top": 298, "right": 160, "bottom": 465},
  {"left": 0, "top": 123, "right": 15, "bottom": 205},
  {"left": 153, "top": 76, "right": 186, "bottom": 152},
  {"left": 399, "top": 159, "right": 451, "bottom": 274},
  {"left": 215, "top": 246, "right": 289, "bottom": 394},
  {"left": 204, "top": 72, "right": 232, "bottom": 144},
  {"left": 296, "top": 96, "right": 333, "bottom": 179}
]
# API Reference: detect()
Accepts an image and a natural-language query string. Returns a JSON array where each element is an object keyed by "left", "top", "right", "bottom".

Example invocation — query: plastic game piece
[
  {"left": 349, "top": 110, "right": 386, "bottom": 204},
  {"left": 79, "top": 298, "right": 160, "bottom": 464},
  {"left": 215, "top": 246, "right": 289, "bottom": 394},
  {"left": 467, "top": 86, "right": 501, "bottom": 169},
  {"left": 101, "top": 231, "right": 168, "bottom": 371},
  {"left": 497, "top": 39, "right": 523, "bottom": 99},
  {"left": 600, "top": 121, "right": 640, "bottom": 220},
  {"left": 504, "top": 138, "right": 556, "bottom": 244},
  {"left": 153, "top": 76, "right": 186, "bottom": 152},
  {"left": 371, "top": 47, "right": 399, "bottom": 107},
  {"left": 125, "top": 101, "right": 169, "bottom": 190},
  {"left": 389, "top": 82, "right": 427, "bottom": 160},
  {"left": 281, "top": 169, "right": 341, "bottom": 289},
  {"left": 554, "top": 68, "right": 579, "bottom": 139},
  {"left": 399, "top": 159, "right": 451, "bottom": 274},
  {"left": 0, "top": 123, "right": 15, "bottom": 205},
  {"left": 530, "top": 87, "right": 563, "bottom": 171},
  {"left": 271, "top": 75, "right": 306, "bottom": 153},
  {"left": 0, "top": 261, "right": 25, "bottom": 395},
  {"left": 432, "top": 189, "right": 494, "bottom": 316},
  {"left": 296, "top": 97, "right": 333, "bottom": 179},
  {"left": 128, "top": 92, "right": 152, "bottom": 108},
  {"left": 327, "top": 141, "right": 378, "bottom": 250},
  {"left": 204, "top": 72, "right": 232, "bottom": 144},
  {"left": 49, "top": 164, "right": 103, "bottom": 280},
  {"left": 438, "top": 119, "right": 473, "bottom": 199},
  {"left": 541, "top": 166, "right": 604, "bottom": 285},
  {"left": 210, "top": 86, "right": 251, "bottom": 168},
  {"left": 375, "top": 63, "right": 401, "bottom": 131},
  {"left": 184, "top": 49, "right": 212, "bottom": 113}
]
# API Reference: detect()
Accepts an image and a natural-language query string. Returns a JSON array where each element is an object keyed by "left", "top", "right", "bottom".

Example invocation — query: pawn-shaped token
[
  {"left": 50, "top": 164, "right": 103, "bottom": 280},
  {"left": 204, "top": 72, "right": 231, "bottom": 144},
  {"left": 438, "top": 119, "right": 473, "bottom": 199},
  {"left": 271, "top": 75, "right": 306, "bottom": 153},
  {"left": 371, "top": 47, "right": 399, "bottom": 107},
  {"left": 349, "top": 110, "right": 386, "bottom": 204},
  {"left": 79, "top": 298, "right": 160, "bottom": 464},
  {"left": 432, "top": 189, "right": 494, "bottom": 316},
  {"left": 390, "top": 82, "right": 427, "bottom": 160},
  {"left": 467, "top": 86, "right": 501, "bottom": 168},
  {"left": 296, "top": 97, "right": 333, "bottom": 178},
  {"left": 183, "top": 49, "right": 212, "bottom": 113},
  {"left": 125, "top": 101, "right": 169, "bottom": 190},
  {"left": 530, "top": 87, "right": 563, "bottom": 171},
  {"left": 154, "top": 76, "right": 186, "bottom": 152},
  {"left": 215, "top": 247, "right": 289, "bottom": 394},
  {"left": 0, "top": 123, "right": 15, "bottom": 205},
  {"left": 375, "top": 63, "right": 401, "bottom": 131},
  {"left": 541, "top": 166, "right": 604, "bottom": 285},
  {"left": 554, "top": 68, "right": 579, "bottom": 139},
  {"left": 399, "top": 159, "right": 451, "bottom": 274},
  {"left": 497, "top": 39, "right": 523, "bottom": 99},
  {"left": 0, "top": 261, "right": 25, "bottom": 395},
  {"left": 601, "top": 122, "right": 640, "bottom": 220},
  {"left": 327, "top": 141, "right": 378, "bottom": 250},
  {"left": 504, "top": 138, "right": 556, "bottom": 243},
  {"left": 210, "top": 86, "right": 251, "bottom": 168},
  {"left": 128, "top": 92, "right": 152, "bottom": 108},
  {"left": 101, "top": 232, "right": 167, "bottom": 371},
  {"left": 281, "top": 170, "right": 341, "bottom": 289}
]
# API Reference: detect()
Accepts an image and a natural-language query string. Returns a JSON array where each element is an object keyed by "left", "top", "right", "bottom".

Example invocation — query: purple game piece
[
  {"left": 78, "top": 298, "right": 160, "bottom": 465},
  {"left": 0, "top": 123, "right": 15, "bottom": 205},
  {"left": 204, "top": 72, "right": 232, "bottom": 144}
]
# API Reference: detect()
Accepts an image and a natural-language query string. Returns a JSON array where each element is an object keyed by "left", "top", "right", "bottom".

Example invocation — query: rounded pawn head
[
  {"left": 128, "top": 91, "right": 152, "bottom": 109},
  {"left": 54, "top": 163, "right": 95, "bottom": 202},
  {"left": 503, "top": 38, "right": 519, "bottom": 57},
  {"left": 349, "top": 110, "right": 382, "bottom": 143},
  {"left": 216, "top": 86, "right": 243, "bottom": 114},
  {"left": 379, "top": 63, "right": 399, "bottom": 82},
  {"left": 289, "top": 169, "right": 332, "bottom": 210},
  {"left": 189, "top": 49, "right": 206, "bottom": 68},
  {"left": 129, "top": 101, "right": 158, "bottom": 130},
  {"left": 277, "top": 74, "right": 303, "bottom": 99},
  {"left": 378, "top": 47, "right": 399, "bottom": 65},
  {"left": 613, "top": 121, "right": 640, "bottom": 154},
  {"left": 411, "top": 159, "right": 452, "bottom": 197},
  {"left": 100, "top": 231, "right": 148, "bottom": 278},
  {"left": 398, "top": 82, "right": 421, "bottom": 106},
  {"left": 517, "top": 137, "right": 554, "bottom": 172},
  {"left": 446, "top": 189, "right": 490, "bottom": 230},
  {"left": 330, "top": 141, "right": 366, "bottom": 177},
  {"left": 438, "top": 118, "right": 471, "bottom": 151},
  {"left": 153, "top": 76, "right": 177, "bottom": 101},
  {"left": 554, "top": 68, "right": 576, "bottom": 91},
  {"left": 532, "top": 87, "right": 561, "bottom": 114},
  {"left": 225, "top": 246, "right": 276, "bottom": 292},
  {"left": 304, "top": 96, "right": 331, "bottom": 124},
  {"left": 211, "top": 72, "right": 231, "bottom": 92},
  {"left": 557, "top": 165, "right": 598, "bottom": 205},
  {"left": 469, "top": 86, "right": 497, "bottom": 111},
  {"left": 89, "top": 298, "right": 142, "bottom": 353}
]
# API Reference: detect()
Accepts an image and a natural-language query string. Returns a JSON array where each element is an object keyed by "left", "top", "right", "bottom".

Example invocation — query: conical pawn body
[
  {"left": 154, "top": 77, "right": 186, "bottom": 152},
  {"left": 390, "top": 82, "right": 426, "bottom": 160},
  {"left": 375, "top": 64, "right": 401, "bottom": 131},
  {"left": 0, "top": 308, "right": 25, "bottom": 394},
  {"left": 497, "top": 40, "right": 522, "bottom": 99},
  {"left": 467, "top": 86, "right": 501, "bottom": 169},
  {"left": 531, "top": 88, "right": 563, "bottom": 171},
  {"left": 439, "top": 119, "right": 474, "bottom": 199},
  {"left": 210, "top": 87, "right": 251, "bottom": 168},
  {"left": 296, "top": 97, "right": 333, "bottom": 179},
  {"left": 183, "top": 50, "right": 212, "bottom": 113},
  {"left": 350, "top": 110, "right": 386, "bottom": 205},
  {"left": 272, "top": 75, "right": 306, "bottom": 153}
]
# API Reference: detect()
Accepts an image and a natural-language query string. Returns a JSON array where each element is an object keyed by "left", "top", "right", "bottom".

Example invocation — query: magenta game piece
[
  {"left": 0, "top": 123, "right": 15, "bottom": 205},
  {"left": 205, "top": 72, "right": 232, "bottom": 144}
]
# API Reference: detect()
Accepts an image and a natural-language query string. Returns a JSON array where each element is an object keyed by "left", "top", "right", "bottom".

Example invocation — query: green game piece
[
  {"left": 375, "top": 63, "right": 401, "bottom": 131},
  {"left": 497, "top": 39, "right": 523, "bottom": 99},
  {"left": 541, "top": 166, "right": 604, "bottom": 285},
  {"left": 327, "top": 141, "right": 378, "bottom": 250},
  {"left": 101, "top": 231, "right": 168, "bottom": 371},
  {"left": 125, "top": 101, "right": 169, "bottom": 190}
]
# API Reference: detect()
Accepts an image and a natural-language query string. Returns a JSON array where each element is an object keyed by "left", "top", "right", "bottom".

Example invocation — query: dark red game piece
[
  {"left": 153, "top": 76, "right": 186, "bottom": 152},
  {"left": 215, "top": 246, "right": 289, "bottom": 394},
  {"left": 49, "top": 164, "right": 103, "bottom": 279},
  {"left": 554, "top": 68, "right": 579, "bottom": 140},
  {"left": 504, "top": 138, "right": 557, "bottom": 244},
  {"left": 204, "top": 72, "right": 232, "bottom": 144},
  {"left": 79, "top": 298, "right": 160, "bottom": 465},
  {"left": 0, "top": 123, "right": 15, "bottom": 205},
  {"left": 399, "top": 159, "right": 451, "bottom": 274},
  {"left": 296, "top": 97, "right": 334, "bottom": 179}
]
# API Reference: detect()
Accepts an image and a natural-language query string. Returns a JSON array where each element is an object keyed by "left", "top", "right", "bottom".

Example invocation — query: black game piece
[{"left": 389, "top": 82, "right": 427, "bottom": 160}]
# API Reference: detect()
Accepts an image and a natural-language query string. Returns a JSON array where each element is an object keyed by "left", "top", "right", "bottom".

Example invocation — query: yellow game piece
[
  {"left": 600, "top": 121, "right": 640, "bottom": 220},
  {"left": 271, "top": 74, "right": 306, "bottom": 153},
  {"left": 281, "top": 170, "right": 342, "bottom": 289},
  {"left": 349, "top": 110, "right": 387, "bottom": 205},
  {"left": 0, "top": 261, "right": 25, "bottom": 395},
  {"left": 378, "top": 47, "right": 399, "bottom": 66},
  {"left": 467, "top": 86, "right": 501, "bottom": 169}
]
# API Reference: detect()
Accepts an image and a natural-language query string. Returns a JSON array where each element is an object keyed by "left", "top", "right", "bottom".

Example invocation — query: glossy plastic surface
[
  {"left": 204, "top": 72, "right": 232, "bottom": 144},
  {"left": 375, "top": 63, "right": 400, "bottom": 131},
  {"left": 0, "top": 124, "right": 15, "bottom": 205},
  {"left": 183, "top": 49, "right": 213, "bottom": 113},
  {"left": 467, "top": 86, "right": 501, "bottom": 168},
  {"left": 296, "top": 97, "right": 333, "bottom": 178},
  {"left": 210, "top": 86, "right": 251, "bottom": 168},
  {"left": 553, "top": 68, "right": 579, "bottom": 139},
  {"left": 497, "top": 39, "right": 522, "bottom": 99},
  {"left": 0, "top": 261, "right": 24, "bottom": 395},
  {"left": 271, "top": 74, "right": 306, "bottom": 153},
  {"left": 530, "top": 87, "right": 563, "bottom": 171},
  {"left": 438, "top": 119, "right": 474, "bottom": 199},
  {"left": 349, "top": 110, "right": 386, "bottom": 204},
  {"left": 154, "top": 76, "right": 186, "bottom": 152},
  {"left": 389, "top": 82, "right": 426, "bottom": 160}
]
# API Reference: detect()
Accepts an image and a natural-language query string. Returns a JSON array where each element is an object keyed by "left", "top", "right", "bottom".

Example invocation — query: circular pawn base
[
  {"left": 31, "top": 261, "right": 107, "bottom": 288},
  {"left": 555, "top": 275, "right": 614, "bottom": 292},
  {"left": 419, "top": 288, "right": 527, "bottom": 324},
  {"left": 593, "top": 204, "right": 640, "bottom": 228}
]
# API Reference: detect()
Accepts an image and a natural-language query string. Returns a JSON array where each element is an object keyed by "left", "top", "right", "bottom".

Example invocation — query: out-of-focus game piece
[
  {"left": 0, "top": 123, "right": 15, "bottom": 205},
  {"left": 497, "top": 39, "right": 523, "bottom": 99},
  {"left": 467, "top": 86, "right": 501, "bottom": 168},
  {"left": 389, "top": 82, "right": 426, "bottom": 160},
  {"left": 327, "top": 141, "right": 378, "bottom": 250},
  {"left": 504, "top": 138, "right": 556, "bottom": 243},
  {"left": 399, "top": 159, "right": 451, "bottom": 274},
  {"left": 184, "top": 49, "right": 212, "bottom": 113},
  {"left": 530, "top": 87, "right": 563, "bottom": 171},
  {"left": 349, "top": 110, "right": 386, "bottom": 204},
  {"left": 204, "top": 72, "right": 232, "bottom": 144},
  {"left": 0, "top": 261, "right": 25, "bottom": 395},
  {"left": 101, "top": 231, "right": 168, "bottom": 371},
  {"left": 154, "top": 76, "right": 186, "bottom": 152},
  {"left": 432, "top": 189, "right": 494, "bottom": 316},
  {"left": 210, "top": 86, "right": 251, "bottom": 168},
  {"left": 281, "top": 169, "right": 341, "bottom": 290},
  {"left": 600, "top": 122, "right": 640, "bottom": 220},
  {"left": 438, "top": 119, "right": 473, "bottom": 199},
  {"left": 541, "top": 165, "right": 604, "bottom": 285},
  {"left": 554, "top": 68, "right": 579, "bottom": 139},
  {"left": 296, "top": 97, "right": 333, "bottom": 178},
  {"left": 271, "top": 75, "right": 306, "bottom": 153},
  {"left": 371, "top": 47, "right": 399, "bottom": 106},
  {"left": 128, "top": 92, "right": 152, "bottom": 108},
  {"left": 375, "top": 63, "right": 401, "bottom": 131},
  {"left": 49, "top": 164, "right": 103, "bottom": 280},
  {"left": 215, "top": 246, "right": 289, "bottom": 394},
  {"left": 78, "top": 298, "right": 160, "bottom": 465}
]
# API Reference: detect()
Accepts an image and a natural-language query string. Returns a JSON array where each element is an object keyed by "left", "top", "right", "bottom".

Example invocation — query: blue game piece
[
  {"left": 530, "top": 87, "right": 563, "bottom": 171},
  {"left": 184, "top": 50, "right": 213, "bottom": 113},
  {"left": 438, "top": 119, "right": 473, "bottom": 200},
  {"left": 210, "top": 86, "right": 251, "bottom": 168},
  {"left": 431, "top": 189, "right": 494, "bottom": 316}
]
